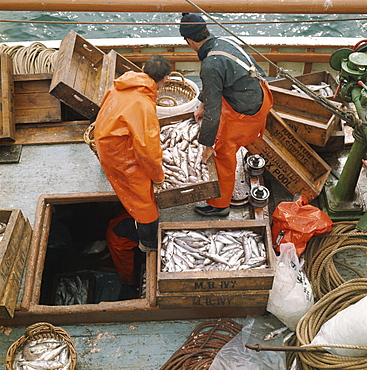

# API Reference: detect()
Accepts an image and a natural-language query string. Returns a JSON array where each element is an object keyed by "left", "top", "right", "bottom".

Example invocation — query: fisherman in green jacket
[{"left": 179, "top": 12, "right": 273, "bottom": 217}]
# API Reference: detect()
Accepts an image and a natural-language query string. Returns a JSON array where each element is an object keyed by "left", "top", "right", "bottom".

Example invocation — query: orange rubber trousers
[
  {"left": 207, "top": 79, "right": 274, "bottom": 208},
  {"left": 106, "top": 210, "right": 138, "bottom": 285}
]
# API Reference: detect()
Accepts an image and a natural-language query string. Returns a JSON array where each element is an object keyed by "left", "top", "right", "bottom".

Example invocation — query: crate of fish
[
  {"left": 154, "top": 114, "right": 220, "bottom": 208},
  {"left": 156, "top": 219, "right": 275, "bottom": 309}
]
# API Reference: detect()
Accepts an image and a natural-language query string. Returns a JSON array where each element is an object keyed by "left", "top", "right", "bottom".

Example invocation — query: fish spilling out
[
  {"left": 155, "top": 118, "right": 209, "bottom": 190},
  {"left": 161, "top": 229, "right": 267, "bottom": 272},
  {"left": 55, "top": 276, "right": 89, "bottom": 305},
  {"left": 0, "top": 221, "right": 7, "bottom": 241},
  {"left": 291, "top": 82, "right": 334, "bottom": 97},
  {"left": 14, "top": 338, "right": 71, "bottom": 370}
]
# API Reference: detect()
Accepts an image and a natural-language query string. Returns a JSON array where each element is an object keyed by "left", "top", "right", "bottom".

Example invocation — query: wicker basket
[
  {"left": 157, "top": 71, "right": 197, "bottom": 107},
  {"left": 5, "top": 322, "right": 77, "bottom": 370},
  {"left": 84, "top": 121, "right": 98, "bottom": 158}
]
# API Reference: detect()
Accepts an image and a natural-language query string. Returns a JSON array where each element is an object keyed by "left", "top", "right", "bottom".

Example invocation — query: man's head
[
  {"left": 143, "top": 55, "right": 172, "bottom": 84},
  {"left": 179, "top": 12, "right": 209, "bottom": 43}
]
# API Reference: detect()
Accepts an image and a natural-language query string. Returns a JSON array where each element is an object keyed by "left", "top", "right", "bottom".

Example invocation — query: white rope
[{"left": 0, "top": 42, "right": 58, "bottom": 74}]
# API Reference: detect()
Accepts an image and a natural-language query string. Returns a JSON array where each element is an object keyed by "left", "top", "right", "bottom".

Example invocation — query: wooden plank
[
  {"left": 0, "top": 54, "right": 15, "bottom": 141},
  {"left": 0, "top": 217, "right": 31, "bottom": 319},
  {"left": 0, "top": 210, "right": 26, "bottom": 299},
  {"left": 14, "top": 121, "right": 90, "bottom": 144},
  {"left": 14, "top": 75, "right": 62, "bottom": 123},
  {"left": 157, "top": 290, "right": 269, "bottom": 309}
]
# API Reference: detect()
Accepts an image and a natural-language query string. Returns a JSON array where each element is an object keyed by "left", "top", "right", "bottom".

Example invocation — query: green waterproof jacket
[{"left": 197, "top": 34, "right": 267, "bottom": 146}]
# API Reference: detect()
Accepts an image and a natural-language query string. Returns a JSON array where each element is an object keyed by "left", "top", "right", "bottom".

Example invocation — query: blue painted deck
[{"left": 0, "top": 141, "right": 364, "bottom": 368}]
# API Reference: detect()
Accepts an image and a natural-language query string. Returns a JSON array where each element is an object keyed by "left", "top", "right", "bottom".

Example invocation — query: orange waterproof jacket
[
  {"left": 106, "top": 210, "right": 138, "bottom": 285},
  {"left": 95, "top": 71, "right": 164, "bottom": 223}
]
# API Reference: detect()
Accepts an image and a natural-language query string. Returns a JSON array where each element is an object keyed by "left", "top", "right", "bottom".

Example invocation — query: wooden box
[
  {"left": 269, "top": 71, "right": 339, "bottom": 94},
  {"left": 311, "top": 119, "right": 345, "bottom": 153},
  {"left": 0, "top": 54, "right": 15, "bottom": 141},
  {"left": 98, "top": 50, "right": 141, "bottom": 105},
  {"left": 0, "top": 209, "right": 32, "bottom": 319},
  {"left": 155, "top": 155, "right": 219, "bottom": 209},
  {"left": 269, "top": 85, "right": 341, "bottom": 147},
  {"left": 246, "top": 109, "right": 331, "bottom": 201},
  {"left": 14, "top": 73, "right": 62, "bottom": 124},
  {"left": 156, "top": 219, "right": 275, "bottom": 309},
  {"left": 49, "top": 30, "right": 106, "bottom": 120},
  {"left": 155, "top": 113, "right": 220, "bottom": 209}
]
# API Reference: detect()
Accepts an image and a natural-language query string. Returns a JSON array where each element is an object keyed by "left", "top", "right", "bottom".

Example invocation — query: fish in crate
[
  {"left": 156, "top": 118, "right": 210, "bottom": 190},
  {"left": 161, "top": 228, "right": 267, "bottom": 272}
]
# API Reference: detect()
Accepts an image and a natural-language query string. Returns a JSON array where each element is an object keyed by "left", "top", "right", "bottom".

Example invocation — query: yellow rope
[
  {"left": 304, "top": 221, "right": 367, "bottom": 301},
  {"left": 0, "top": 42, "right": 58, "bottom": 74}
]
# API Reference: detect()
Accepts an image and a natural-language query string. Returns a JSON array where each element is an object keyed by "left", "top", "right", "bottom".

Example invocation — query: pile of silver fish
[
  {"left": 14, "top": 338, "right": 71, "bottom": 370},
  {"left": 157, "top": 119, "right": 209, "bottom": 190},
  {"left": 161, "top": 229, "right": 267, "bottom": 272},
  {"left": 0, "top": 221, "right": 7, "bottom": 242},
  {"left": 55, "top": 276, "right": 89, "bottom": 305},
  {"left": 292, "top": 82, "right": 334, "bottom": 97}
]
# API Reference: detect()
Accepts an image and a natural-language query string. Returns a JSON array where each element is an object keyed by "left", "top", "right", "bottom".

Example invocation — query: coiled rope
[
  {"left": 296, "top": 278, "right": 367, "bottom": 369},
  {"left": 0, "top": 42, "right": 58, "bottom": 74},
  {"left": 304, "top": 221, "right": 367, "bottom": 301},
  {"left": 160, "top": 319, "right": 243, "bottom": 370}
]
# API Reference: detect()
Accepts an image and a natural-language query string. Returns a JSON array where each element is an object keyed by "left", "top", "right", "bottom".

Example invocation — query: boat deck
[{"left": 0, "top": 138, "right": 365, "bottom": 368}]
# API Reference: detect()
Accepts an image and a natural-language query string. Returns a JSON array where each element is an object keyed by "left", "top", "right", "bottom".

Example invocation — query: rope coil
[{"left": 0, "top": 42, "right": 58, "bottom": 74}]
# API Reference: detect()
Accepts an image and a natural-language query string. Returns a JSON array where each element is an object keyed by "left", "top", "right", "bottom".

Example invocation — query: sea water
[{"left": 0, "top": 12, "right": 367, "bottom": 42}]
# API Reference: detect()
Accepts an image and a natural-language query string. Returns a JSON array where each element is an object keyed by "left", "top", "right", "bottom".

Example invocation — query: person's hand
[
  {"left": 194, "top": 102, "right": 204, "bottom": 122},
  {"left": 202, "top": 146, "right": 215, "bottom": 164}
]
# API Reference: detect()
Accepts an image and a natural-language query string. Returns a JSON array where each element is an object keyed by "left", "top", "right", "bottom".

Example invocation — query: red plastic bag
[{"left": 271, "top": 195, "right": 333, "bottom": 257}]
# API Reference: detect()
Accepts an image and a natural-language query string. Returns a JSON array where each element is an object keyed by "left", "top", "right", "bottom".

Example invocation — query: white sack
[{"left": 266, "top": 242, "right": 314, "bottom": 331}]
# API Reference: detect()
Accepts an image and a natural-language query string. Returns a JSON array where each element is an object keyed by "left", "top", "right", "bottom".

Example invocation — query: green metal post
[{"left": 323, "top": 87, "right": 367, "bottom": 219}]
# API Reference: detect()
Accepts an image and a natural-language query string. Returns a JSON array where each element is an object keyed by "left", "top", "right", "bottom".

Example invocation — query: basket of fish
[
  {"left": 156, "top": 219, "right": 276, "bottom": 310},
  {"left": 5, "top": 322, "right": 77, "bottom": 370},
  {"left": 154, "top": 114, "right": 220, "bottom": 208}
]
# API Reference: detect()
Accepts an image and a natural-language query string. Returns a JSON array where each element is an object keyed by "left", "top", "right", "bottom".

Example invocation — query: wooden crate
[
  {"left": 156, "top": 219, "right": 275, "bottom": 309},
  {"left": 98, "top": 50, "right": 142, "bottom": 105},
  {"left": 269, "top": 70, "right": 339, "bottom": 93},
  {"left": 0, "top": 209, "right": 32, "bottom": 319},
  {"left": 0, "top": 54, "right": 15, "bottom": 141},
  {"left": 269, "top": 85, "right": 341, "bottom": 147},
  {"left": 311, "top": 119, "right": 345, "bottom": 153},
  {"left": 49, "top": 30, "right": 106, "bottom": 120},
  {"left": 246, "top": 109, "right": 331, "bottom": 201},
  {"left": 14, "top": 73, "right": 62, "bottom": 124},
  {"left": 155, "top": 155, "right": 219, "bottom": 209},
  {"left": 155, "top": 113, "right": 220, "bottom": 208}
]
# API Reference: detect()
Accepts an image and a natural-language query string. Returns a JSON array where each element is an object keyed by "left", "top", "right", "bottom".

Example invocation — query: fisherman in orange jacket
[
  {"left": 179, "top": 13, "right": 273, "bottom": 217},
  {"left": 95, "top": 55, "right": 172, "bottom": 251}
]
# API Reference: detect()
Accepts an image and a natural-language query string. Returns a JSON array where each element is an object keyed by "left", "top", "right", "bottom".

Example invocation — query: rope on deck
[
  {"left": 160, "top": 319, "right": 243, "bottom": 370},
  {"left": 304, "top": 221, "right": 367, "bottom": 301},
  {"left": 0, "top": 42, "right": 58, "bottom": 74},
  {"left": 296, "top": 279, "right": 367, "bottom": 369}
]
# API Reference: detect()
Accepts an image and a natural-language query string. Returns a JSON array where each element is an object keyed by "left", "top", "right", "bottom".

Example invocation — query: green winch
[{"left": 322, "top": 41, "right": 367, "bottom": 223}]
